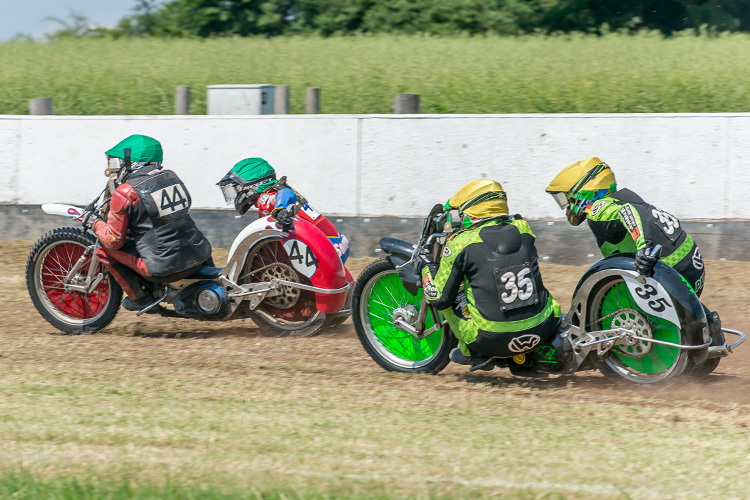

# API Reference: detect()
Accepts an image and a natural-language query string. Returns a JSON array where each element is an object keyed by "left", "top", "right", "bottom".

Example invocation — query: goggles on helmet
[
  {"left": 220, "top": 183, "right": 241, "bottom": 205},
  {"left": 551, "top": 162, "right": 609, "bottom": 220},
  {"left": 551, "top": 191, "right": 569, "bottom": 210},
  {"left": 106, "top": 156, "right": 122, "bottom": 173},
  {"left": 216, "top": 171, "right": 276, "bottom": 206}
]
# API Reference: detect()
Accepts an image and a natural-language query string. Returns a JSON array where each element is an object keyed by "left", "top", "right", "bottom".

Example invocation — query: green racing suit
[
  {"left": 586, "top": 188, "right": 705, "bottom": 295},
  {"left": 420, "top": 217, "right": 560, "bottom": 358}
]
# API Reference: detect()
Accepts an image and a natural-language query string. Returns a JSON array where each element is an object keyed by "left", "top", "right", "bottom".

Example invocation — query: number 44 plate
[{"left": 623, "top": 275, "right": 681, "bottom": 328}]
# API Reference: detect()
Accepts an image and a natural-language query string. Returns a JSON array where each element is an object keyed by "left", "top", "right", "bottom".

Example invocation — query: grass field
[
  {"left": 3, "top": 240, "right": 750, "bottom": 499},
  {"left": 2, "top": 32, "right": 750, "bottom": 115}
]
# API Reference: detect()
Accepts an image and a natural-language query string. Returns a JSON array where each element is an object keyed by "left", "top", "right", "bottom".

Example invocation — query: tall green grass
[
  {"left": 1, "top": 32, "right": 750, "bottom": 115},
  {"left": 0, "top": 474, "right": 573, "bottom": 500}
]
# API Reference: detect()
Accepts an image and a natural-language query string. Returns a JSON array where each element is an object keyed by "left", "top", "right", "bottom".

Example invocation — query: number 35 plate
[{"left": 623, "top": 275, "right": 680, "bottom": 327}]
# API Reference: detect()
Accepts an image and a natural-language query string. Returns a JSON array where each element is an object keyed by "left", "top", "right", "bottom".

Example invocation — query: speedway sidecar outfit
[
  {"left": 94, "top": 134, "right": 213, "bottom": 310},
  {"left": 546, "top": 157, "right": 705, "bottom": 295},
  {"left": 218, "top": 157, "right": 351, "bottom": 264},
  {"left": 418, "top": 180, "right": 561, "bottom": 367}
]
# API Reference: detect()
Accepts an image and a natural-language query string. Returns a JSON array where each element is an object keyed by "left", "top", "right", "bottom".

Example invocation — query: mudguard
[
  {"left": 572, "top": 254, "right": 708, "bottom": 365},
  {"left": 379, "top": 237, "right": 420, "bottom": 296},
  {"left": 41, "top": 203, "right": 86, "bottom": 221},
  {"left": 226, "top": 216, "right": 347, "bottom": 314}
]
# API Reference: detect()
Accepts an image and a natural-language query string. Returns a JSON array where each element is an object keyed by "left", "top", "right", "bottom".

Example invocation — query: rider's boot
[
  {"left": 450, "top": 347, "right": 495, "bottom": 372},
  {"left": 706, "top": 310, "right": 725, "bottom": 349},
  {"left": 122, "top": 295, "right": 161, "bottom": 314}
]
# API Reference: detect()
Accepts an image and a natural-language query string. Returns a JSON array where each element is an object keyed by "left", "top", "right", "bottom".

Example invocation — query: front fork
[{"left": 64, "top": 242, "right": 105, "bottom": 294}]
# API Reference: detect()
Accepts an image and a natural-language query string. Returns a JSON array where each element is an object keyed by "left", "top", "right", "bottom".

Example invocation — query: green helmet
[
  {"left": 217, "top": 158, "right": 278, "bottom": 215},
  {"left": 229, "top": 158, "right": 276, "bottom": 191},
  {"left": 105, "top": 134, "right": 163, "bottom": 163}
]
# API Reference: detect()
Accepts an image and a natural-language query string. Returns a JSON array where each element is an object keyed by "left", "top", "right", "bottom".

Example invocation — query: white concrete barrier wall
[{"left": 1, "top": 113, "right": 748, "bottom": 220}]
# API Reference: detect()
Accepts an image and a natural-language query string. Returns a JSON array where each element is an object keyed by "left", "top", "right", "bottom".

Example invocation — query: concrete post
[
  {"left": 29, "top": 98, "right": 52, "bottom": 115},
  {"left": 394, "top": 94, "right": 420, "bottom": 114},
  {"left": 275, "top": 84, "right": 290, "bottom": 114},
  {"left": 175, "top": 85, "right": 190, "bottom": 115},
  {"left": 306, "top": 87, "right": 320, "bottom": 114}
]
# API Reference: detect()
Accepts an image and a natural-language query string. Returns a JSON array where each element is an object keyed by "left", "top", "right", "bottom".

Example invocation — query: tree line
[{"left": 49, "top": 0, "right": 750, "bottom": 39}]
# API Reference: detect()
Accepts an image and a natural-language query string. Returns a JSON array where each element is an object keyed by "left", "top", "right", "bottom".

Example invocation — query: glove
[
  {"left": 635, "top": 246, "right": 659, "bottom": 276},
  {"left": 413, "top": 251, "right": 434, "bottom": 275},
  {"left": 274, "top": 208, "right": 294, "bottom": 232},
  {"left": 82, "top": 211, "right": 100, "bottom": 232}
]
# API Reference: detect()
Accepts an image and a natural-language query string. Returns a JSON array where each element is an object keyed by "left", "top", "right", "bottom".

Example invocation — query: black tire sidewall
[
  {"left": 248, "top": 309, "right": 327, "bottom": 337},
  {"left": 25, "top": 227, "right": 121, "bottom": 334},
  {"left": 352, "top": 257, "right": 454, "bottom": 374}
]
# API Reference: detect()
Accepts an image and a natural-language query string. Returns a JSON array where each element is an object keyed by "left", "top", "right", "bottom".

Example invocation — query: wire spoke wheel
[
  {"left": 352, "top": 258, "right": 454, "bottom": 373},
  {"left": 589, "top": 278, "right": 688, "bottom": 384},
  {"left": 242, "top": 238, "right": 325, "bottom": 337},
  {"left": 26, "top": 228, "right": 121, "bottom": 334}
]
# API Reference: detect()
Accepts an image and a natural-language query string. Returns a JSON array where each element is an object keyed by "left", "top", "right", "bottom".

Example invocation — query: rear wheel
[
  {"left": 352, "top": 258, "right": 454, "bottom": 374},
  {"left": 25, "top": 228, "right": 121, "bottom": 334},
  {"left": 242, "top": 238, "right": 326, "bottom": 337},
  {"left": 587, "top": 277, "right": 689, "bottom": 384}
]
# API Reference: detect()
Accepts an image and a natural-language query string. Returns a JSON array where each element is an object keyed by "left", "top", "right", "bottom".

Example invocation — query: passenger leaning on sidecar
[
  {"left": 416, "top": 180, "right": 563, "bottom": 373},
  {"left": 546, "top": 157, "right": 705, "bottom": 294},
  {"left": 91, "top": 134, "right": 213, "bottom": 313},
  {"left": 217, "top": 157, "right": 351, "bottom": 265},
  {"left": 545, "top": 157, "right": 723, "bottom": 348}
]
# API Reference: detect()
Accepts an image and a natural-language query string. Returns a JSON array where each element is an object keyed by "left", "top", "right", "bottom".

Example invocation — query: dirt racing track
[{"left": 3, "top": 240, "right": 750, "bottom": 499}]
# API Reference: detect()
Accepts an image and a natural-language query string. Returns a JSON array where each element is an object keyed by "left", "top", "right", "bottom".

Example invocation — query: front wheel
[
  {"left": 352, "top": 257, "right": 455, "bottom": 374},
  {"left": 587, "top": 276, "right": 689, "bottom": 384},
  {"left": 25, "top": 228, "right": 122, "bottom": 334}
]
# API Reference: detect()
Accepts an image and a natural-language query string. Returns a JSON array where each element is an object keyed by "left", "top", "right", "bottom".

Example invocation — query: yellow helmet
[
  {"left": 545, "top": 157, "right": 616, "bottom": 226},
  {"left": 447, "top": 180, "right": 508, "bottom": 219}
]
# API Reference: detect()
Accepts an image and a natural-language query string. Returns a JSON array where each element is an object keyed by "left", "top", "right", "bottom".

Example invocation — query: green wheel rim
[
  {"left": 364, "top": 270, "right": 443, "bottom": 363},
  {"left": 600, "top": 282, "right": 680, "bottom": 374}
]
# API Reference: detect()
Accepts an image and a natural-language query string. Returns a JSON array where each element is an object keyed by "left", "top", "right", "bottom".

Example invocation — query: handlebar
[{"left": 81, "top": 188, "right": 111, "bottom": 230}]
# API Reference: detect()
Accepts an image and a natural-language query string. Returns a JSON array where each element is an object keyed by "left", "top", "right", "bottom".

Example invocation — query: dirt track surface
[{"left": 3, "top": 240, "right": 749, "bottom": 406}]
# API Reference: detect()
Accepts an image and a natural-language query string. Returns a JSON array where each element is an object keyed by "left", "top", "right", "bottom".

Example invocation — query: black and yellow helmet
[
  {"left": 446, "top": 180, "right": 508, "bottom": 227},
  {"left": 546, "top": 157, "right": 616, "bottom": 226}
]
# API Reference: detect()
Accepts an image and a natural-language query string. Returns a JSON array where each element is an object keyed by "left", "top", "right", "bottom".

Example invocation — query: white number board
[
  {"left": 283, "top": 239, "right": 319, "bottom": 278},
  {"left": 623, "top": 275, "right": 680, "bottom": 327}
]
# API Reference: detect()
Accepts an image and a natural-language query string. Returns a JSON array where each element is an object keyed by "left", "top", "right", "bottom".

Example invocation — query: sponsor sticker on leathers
[
  {"left": 508, "top": 334, "right": 541, "bottom": 353},
  {"left": 590, "top": 200, "right": 605, "bottom": 217},
  {"left": 619, "top": 205, "right": 641, "bottom": 240},
  {"left": 692, "top": 247, "right": 704, "bottom": 270}
]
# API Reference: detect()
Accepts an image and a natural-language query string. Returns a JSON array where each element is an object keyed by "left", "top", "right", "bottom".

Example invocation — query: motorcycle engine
[{"left": 173, "top": 281, "right": 229, "bottom": 318}]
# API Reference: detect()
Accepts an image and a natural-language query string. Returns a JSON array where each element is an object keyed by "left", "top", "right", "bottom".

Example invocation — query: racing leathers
[
  {"left": 93, "top": 164, "right": 213, "bottom": 300},
  {"left": 257, "top": 185, "right": 351, "bottom": 265},
  {"left": 420, "top": 217, "right": 560, "bottom": 358},
  {"left": 586, "top": 188, "right": 705, "bottom": 296}
]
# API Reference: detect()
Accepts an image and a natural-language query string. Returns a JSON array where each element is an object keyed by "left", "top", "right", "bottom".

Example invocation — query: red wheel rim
[
  {"left": 252, "top": 240, "right": 317, "bottom": 322},
  {"left": 39, "top": 242, "right": 111, "bottom": 320}
]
